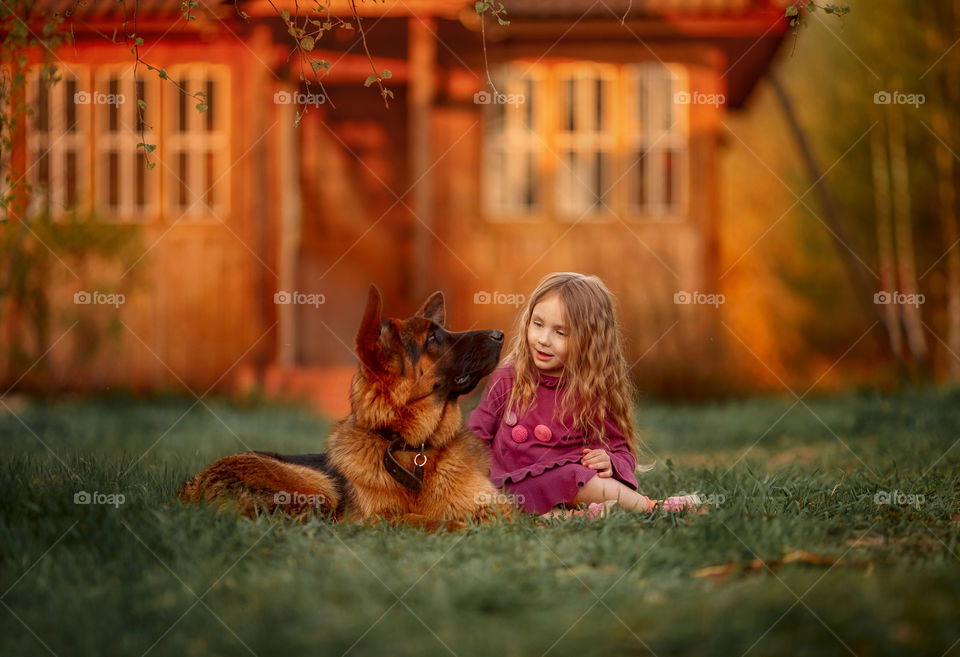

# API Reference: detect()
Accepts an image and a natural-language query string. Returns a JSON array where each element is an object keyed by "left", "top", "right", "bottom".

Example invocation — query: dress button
[
  {"left": 534, "top": 424, "right": 552, "bottom": 442},
  {"left": 511, "top": 425, "right": 528, "bottom": 443},
  {"left": 505, "top": 411, "right": 517, "bottom": 426}
]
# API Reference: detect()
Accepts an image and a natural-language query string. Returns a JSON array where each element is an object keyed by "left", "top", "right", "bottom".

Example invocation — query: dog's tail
[{"left": 179, "top": 451, "right": 344, "bottom": 522}]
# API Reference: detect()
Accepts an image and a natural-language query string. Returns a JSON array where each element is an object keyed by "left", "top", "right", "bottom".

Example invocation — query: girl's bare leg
[{"left": 570, "top": 476, "right": 659, "bottom": 512}]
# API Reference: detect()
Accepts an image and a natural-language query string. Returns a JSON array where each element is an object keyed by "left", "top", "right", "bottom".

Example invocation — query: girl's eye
[
  {"left": 533, "top": 320, "right": 542, "bottom": 327},
  {"left": 556, "top": 330, "right": 565, "bottom": 336}
]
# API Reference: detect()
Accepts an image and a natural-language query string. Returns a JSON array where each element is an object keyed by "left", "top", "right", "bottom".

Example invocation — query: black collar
[{"left": 375, "top": 429, "right": 427, "bottom": 492}]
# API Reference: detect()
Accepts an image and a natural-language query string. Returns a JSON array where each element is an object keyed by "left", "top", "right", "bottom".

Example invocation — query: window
[
  {"left": 94, "top": 67, "right": 158, "bottom": 220},
  {"left": 482, "top": 62, "right": 689, "bottom": 222},
  {"left": 27, "top": 67, "right": 90, "bottom": 215},
  {"left": 625, "top": 63, "right": 687, "bottom": 218},
  {"left": 164, "top": 65, "right": 230, "bottom": 221},
  {"left": 555, "top": 64, "right": 617, "bottom": 219},
  {"left": 482, "top": 67, "right": 543, "bottom": 218}
]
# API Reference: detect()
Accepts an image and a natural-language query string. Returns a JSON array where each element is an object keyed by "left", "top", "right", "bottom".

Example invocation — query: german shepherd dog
[{"left": 179, "top": 285, "right": 511, "bottom": 529}]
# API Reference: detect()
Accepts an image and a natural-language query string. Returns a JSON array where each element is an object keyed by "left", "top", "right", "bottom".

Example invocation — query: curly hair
[{"left": 502, "top": 272, "right": 653, "bottom": 471}]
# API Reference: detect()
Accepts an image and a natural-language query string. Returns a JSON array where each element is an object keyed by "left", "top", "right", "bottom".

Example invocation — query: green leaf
[
  {"left": 383, "top": 89, "right": 394, "bottom": 100},
  {"left": 137, "top": 142, "right": 157, "bottom": 153},
  {"left": 475, "top": 1, "right": 489, "bottom": 13},
  {"left": 196, "top": 103, "right": 208, "bottom": 113},
  {"left": 806, "top": 3, "right": 816, "bottom": 12},
  {"left": 322, "top": 21, "right": 332, "bottom": 30},
  {"left": 300, "top": 36, "right": 315, "bottom": 51},
  {"left": 785, "top": 5, "right": 799, "bottom": 17},
  {"left": 281, "top": 8, "right": 290, "bottom": 21},
  {"left": 147, "top": 161, "right": 156, "bottom": 170},
  {"left": 311, "top": 59, "right": 331, "bottom": 72},
  {"left": 134, "top": 36, "right": 144, "bottom": 45},
  {"left": 364, "top": 74, "right": 378, "bottom": 87},
  {"left": 380, "top": 69, "right": 392, "bottom": 80},
  {"left": 137, "top": 99, "right": 147, "bottom": 111},
  {"left": 158, "top": 69, "right": 167, "bottom": 80}
]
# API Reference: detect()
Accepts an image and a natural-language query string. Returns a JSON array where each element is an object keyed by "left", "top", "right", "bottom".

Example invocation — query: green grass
[{"left": 2, "top": 388, "right": 959, "bottom": 657}]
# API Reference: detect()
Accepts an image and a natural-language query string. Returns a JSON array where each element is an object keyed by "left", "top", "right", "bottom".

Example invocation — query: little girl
[{"left": 468, "top": 272, "right": 700, "bottom": 518}]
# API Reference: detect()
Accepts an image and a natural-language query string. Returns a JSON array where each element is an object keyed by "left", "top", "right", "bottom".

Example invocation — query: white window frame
[
  {"left": 624, "top": 63, "right": 689, "bottom": 221},
  {"left": 93, "top": 65, "right": 159, "bottom": 222},
  {"left": 26, "top": 66, "right": 91, "bottom": 216},
  {"left": 163, "top": 64, "right": 230, "bottom": 222},
  {"left": 481, "top": 65, "right": 545, "bottom": 221},
  {"left": 553, "top": 63, "right": 618, "bottom": 222}
]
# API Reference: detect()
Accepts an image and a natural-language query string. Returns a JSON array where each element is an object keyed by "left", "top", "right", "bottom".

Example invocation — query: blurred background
[{"left": 1, "top": 0, "right": 958, "bottom": 413}]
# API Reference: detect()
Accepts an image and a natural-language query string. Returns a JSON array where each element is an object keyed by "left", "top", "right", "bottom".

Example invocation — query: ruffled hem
[{"left": 491, "top": 453, "right": 586, "bottom": 487}]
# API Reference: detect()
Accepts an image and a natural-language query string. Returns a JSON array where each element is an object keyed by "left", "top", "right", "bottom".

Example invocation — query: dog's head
[{"left": 350, "top": 285, "right": 503, "bottom": 444}]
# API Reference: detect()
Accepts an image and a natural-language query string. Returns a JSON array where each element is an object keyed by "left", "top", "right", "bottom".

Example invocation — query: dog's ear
[
  {"left": 356, "top": 285, "right": 390, "bottom": 372},
  {"left": 415, "top": 291, "right": 446, "bottom": 327}
]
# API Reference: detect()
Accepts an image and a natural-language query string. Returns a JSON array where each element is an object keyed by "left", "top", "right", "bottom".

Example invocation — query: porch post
[
  {"left": 408, "top": 16, "right": 437, "bottom": 304},
  {"left": 277, "top": 85, "right": 301, "bottom": 367}
]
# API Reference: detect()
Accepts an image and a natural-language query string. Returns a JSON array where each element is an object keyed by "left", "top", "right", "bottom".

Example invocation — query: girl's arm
[
  {"left": 467, "top": 369, "right": 510, "bottom": 443},
  {"left": 599, "top": 417, "right": 639, "bottom": 490}
]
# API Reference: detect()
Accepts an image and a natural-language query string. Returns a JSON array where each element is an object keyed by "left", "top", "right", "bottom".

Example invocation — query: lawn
[{"left": 1, "top": 388, "right": 959, "bottom": 657}]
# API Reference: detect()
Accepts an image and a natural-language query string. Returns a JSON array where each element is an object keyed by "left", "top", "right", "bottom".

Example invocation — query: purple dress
[{"left": 467, "top": 365, "right": 638, "bottom": 514}]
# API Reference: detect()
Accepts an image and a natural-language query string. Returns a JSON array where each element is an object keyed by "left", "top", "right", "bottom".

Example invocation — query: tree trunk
[
  {"left": 887, "top": 82, "right": 929, "bottom": 369},
  {"left": 767, "top": 73, "right": 896, "bottom": 354},
  {"left": 929, "top": 14, "right": 960, "bottom": 381},
  {"left": 870, "top": 120, "right": 904, "bottom": 363}
]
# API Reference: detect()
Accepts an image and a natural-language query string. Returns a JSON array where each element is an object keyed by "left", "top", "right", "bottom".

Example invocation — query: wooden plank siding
[{"left": 1, "top": 3, "right": 786, "bottom": 405}]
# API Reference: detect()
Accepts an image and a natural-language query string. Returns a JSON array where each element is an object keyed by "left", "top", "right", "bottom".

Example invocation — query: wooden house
[{"left": 2, "top": 0, "right": 788, "bottom": 411}]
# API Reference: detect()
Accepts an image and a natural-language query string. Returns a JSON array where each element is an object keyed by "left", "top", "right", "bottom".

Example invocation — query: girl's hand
[{"left": 581, "top": 448, "right": 613, "bottom": 477}]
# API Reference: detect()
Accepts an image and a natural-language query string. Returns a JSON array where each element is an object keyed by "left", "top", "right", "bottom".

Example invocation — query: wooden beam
[{"left": 408, "top": 16, "right": 437, "bottom": 304}]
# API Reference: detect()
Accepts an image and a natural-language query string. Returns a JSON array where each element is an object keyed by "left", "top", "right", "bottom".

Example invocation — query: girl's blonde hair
[{"left": 503, "top": 272, "right": 652, "bottom": 471}]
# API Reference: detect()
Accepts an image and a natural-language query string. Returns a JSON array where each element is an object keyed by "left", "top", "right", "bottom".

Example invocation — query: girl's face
[{"left": 527, "top": 292, "right": 569, "bottom": 376}]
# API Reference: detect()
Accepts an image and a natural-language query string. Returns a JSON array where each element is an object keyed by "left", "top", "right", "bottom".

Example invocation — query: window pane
[
  {"left": 595, "top": 78, "right": 606, "bottom": 132},
  {"left": 135, "top": 153, "right": 146, "bottom": 208},
  {"left": 636, "top": 76, "right": 647, "bottom": 133},
  {"left": 563, "top": 77, "right": 575, "bottom": 132},
  {"left": 136, "top": 79, "right": 147, "bottom": 132},
  {"left": 66, "top": 79, "right": 77, "bottom": 132},
  {"left": 108, "top": 151, "right": 119, "bottom": 207},
  {"left": 108, "top": 78, "right": 119, "bottom": 132},
  {"left": 523, "top": 151, "right": 537, "bottom": 210},
  {"left": 664, "top": 149, "right": 676, "bottom": 208},
  {"left": 65, "top": 150, "right": 77, "bottom": 206},
  {"left": 633, "top": 150, "right": 648, "bottom": 208},
  {"left": 523, "top": 78, "right": 533, "bottom": 128},
  {"left": 205, "top": 151, "right": 214, "bottom": 206},
  {"left": 178, "top": 79, "right": 188, "bottom": 132},
  {"left": 37, "top": 82, "right": 49, "bottom": 131},
  {"left": 205, "top": 78, "right": 215, "bottom": 132},
  {"left": 177, "top": 152, "right": 188, "bottom": 207}
]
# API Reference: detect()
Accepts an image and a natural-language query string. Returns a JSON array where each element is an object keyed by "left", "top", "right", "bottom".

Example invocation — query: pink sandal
[{"left": 661, "top": 494, "right": 703, "bottom": 512}]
